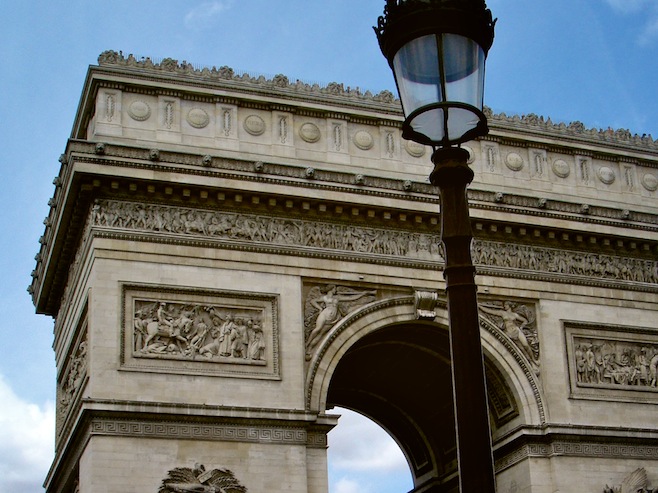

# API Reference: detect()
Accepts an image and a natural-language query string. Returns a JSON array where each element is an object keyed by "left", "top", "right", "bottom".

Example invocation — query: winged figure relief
[
  {"left": 159, "top": 464, "right": 247, "bottom": 493},
  {"left": 304, "top": 284, "right": 377, "bottom": 359}
]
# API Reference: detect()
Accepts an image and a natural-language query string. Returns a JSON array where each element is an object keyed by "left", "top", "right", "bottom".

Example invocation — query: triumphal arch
[{"left": 31, "top": 51, "right": 658, "bottom": 493}]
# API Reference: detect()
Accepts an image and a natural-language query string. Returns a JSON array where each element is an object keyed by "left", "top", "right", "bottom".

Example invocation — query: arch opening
[
  {"left": 328, "top": 407, "right": 413, "bottom": 493},
  {"left": 325, "top": 320, "right": 519, "bottom": 492}
]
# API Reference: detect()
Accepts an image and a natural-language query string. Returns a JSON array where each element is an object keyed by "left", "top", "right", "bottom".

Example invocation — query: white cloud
[
  {"left": 0, "top": 375, "right": 55, "bottom": 493},
  {"left": 603, "top": 0, "right": 658, "bottom": 45},
  {"left": 639, "top": 15, "right": 658, "bottom": 45},
  {"left": 333, "top": 477, "right": 371, "bottom": 493},
  {"left": 184, "top": 1, "right": 234, "bottom": 30},
  {"left": 328, "top": 408, "right": 409, "bottom": 473}
]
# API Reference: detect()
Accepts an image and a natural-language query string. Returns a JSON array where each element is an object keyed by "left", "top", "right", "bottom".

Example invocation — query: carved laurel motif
[
  {"left": 159, "top": 464, "right": 247, "bottom": 493},
  {"left": 133, "top": 300, "right": 266, "bottom": 363}
]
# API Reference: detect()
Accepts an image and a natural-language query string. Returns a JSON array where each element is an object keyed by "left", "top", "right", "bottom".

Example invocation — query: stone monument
[{"left": 31, "top": 51, "right": 658, "bottom": 493}]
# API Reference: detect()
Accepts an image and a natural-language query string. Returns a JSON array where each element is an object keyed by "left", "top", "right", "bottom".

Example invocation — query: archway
[{"left": 308, "top": 298, "right": 539, "bottom": 492}]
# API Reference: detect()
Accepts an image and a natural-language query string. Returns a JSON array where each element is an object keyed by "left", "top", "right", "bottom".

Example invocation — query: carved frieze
[
  {"left": 122, "top": 286, "right": 279, "bottom": 378},
  {"left": 566, "top": 323, "right": 658, "bottom": 400},
  {"left": 91, "top": 199, "right": 444, "bottom": 261},
  {"left": 87, "top": 200, "right": 658, "bottom": 288},
  {"left": 471, "top": 240, "right": 658, "bottom": 286},
  {"left": 134, "top": 300, "right": 266, "bottom": 363},
  {"left": 159, "top": 465, "right": 247, "bottom": 493}
]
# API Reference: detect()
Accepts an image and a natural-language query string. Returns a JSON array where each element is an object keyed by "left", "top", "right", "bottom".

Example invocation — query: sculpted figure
[
  {"left": 304, "top": 285, "right": 376, "bottom": 359},
  {"left": 480, "top": 301, "right": 539, "bottom": 367}
]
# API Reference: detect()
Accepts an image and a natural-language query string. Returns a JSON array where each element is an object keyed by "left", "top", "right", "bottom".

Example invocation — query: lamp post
[{"left": 375, "top": 1, "right": 496, "bottom": 492}]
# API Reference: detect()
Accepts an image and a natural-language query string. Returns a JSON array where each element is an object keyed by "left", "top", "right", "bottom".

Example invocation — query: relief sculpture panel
[
  {"left": 479, "top": 300, "right": 540, "bottom": 374},
  {"left": 122, "top": 286, "right": 279, "bottom": 379},
  {"left": 566, "top": 323, "right": 658, "bottom": 401}
]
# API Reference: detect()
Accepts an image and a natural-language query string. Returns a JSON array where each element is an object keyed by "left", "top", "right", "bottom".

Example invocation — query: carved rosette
[
  {"left": 127, "top": 100, "right": 151, "bottom": 121},
  {"left": 186, "top": 107, "right": 210, "bottom": 128},
  {"left": 597, "top": 166, "right": 616, "bottom": 185},
  {"left": 353, "top": 130, "right": 374, "bottom": 150},
  {"left": 505, "top": 152, "right": 524, "bottom": 171},
  {"left": 551, "top": 159, "right": 571, "bottom": 178},
  {"left": 299, "top": 122, "right": 321, "bottom": 143},
  {"left": 404, "top": 139, "right": 426, "bottom": 158},
  {"left": 243, "top": 115, "right": 266, "bottom": 136},
  {"left": 642, "top": 173, "right": 658, "bottom": 191}
]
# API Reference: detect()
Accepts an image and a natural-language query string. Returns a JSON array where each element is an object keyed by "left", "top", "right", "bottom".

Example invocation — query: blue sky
[{"left": 1, "top": 1, "right": 657, "bottom": 492}]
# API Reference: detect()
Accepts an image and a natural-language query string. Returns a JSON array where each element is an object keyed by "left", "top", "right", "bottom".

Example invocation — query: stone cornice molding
[
  {"left": 95, "top": 50, "right": 658, "bottom": 153},
  {"left": 494, "top": 423, "right": 658, "bottom": 473},
  {"left": 45, "top": 404, "right": 335, "bottom": 492}
]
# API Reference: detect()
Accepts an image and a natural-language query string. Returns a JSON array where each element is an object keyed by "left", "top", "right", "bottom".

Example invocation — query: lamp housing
[{"left": 375, "top": 0, "right": 495, "bottom": 148}]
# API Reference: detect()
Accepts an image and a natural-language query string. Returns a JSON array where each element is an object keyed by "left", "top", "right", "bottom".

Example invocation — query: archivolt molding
[{"left": 304, "top": 295, "right": 545, "bottom": 428}]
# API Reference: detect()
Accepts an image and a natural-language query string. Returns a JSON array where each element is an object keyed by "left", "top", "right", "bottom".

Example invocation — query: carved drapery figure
[
  {"left": 304, "top": 285, "right": 377, "bottom": 359},
  {"left": 159, "top": 464, "right": 247, "bottom": 493},
  {"left": 479, "top": 301, "right": 539, "bottom": 371},
  {"left": 134, "top": 301, "right": 266, "bottom": 363}
]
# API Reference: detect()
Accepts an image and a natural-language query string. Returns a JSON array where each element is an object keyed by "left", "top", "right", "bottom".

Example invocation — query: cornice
[
  {"left": 31, "top": 142, "right": 658, "bottom": 315},
  {"left": 95, "top": 50, "right": 658, "bottom": 154}
]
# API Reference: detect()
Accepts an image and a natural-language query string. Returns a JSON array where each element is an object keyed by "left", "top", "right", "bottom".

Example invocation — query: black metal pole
[{"left": 430, "top": 147, "right": 496, "bottom": 493}]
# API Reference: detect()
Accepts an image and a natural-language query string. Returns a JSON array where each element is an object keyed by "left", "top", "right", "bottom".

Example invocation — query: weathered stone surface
[{"left": 35, "top": 53, "right": 658, "bottom": 493}]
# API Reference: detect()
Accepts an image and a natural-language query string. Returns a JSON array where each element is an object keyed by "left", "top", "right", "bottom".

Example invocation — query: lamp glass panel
[
  {"left": 393, "top": 34, "right": 442, "bottom": 117},
  {"left": 442, "top": 33, "right": 485, "bottom": 110}
]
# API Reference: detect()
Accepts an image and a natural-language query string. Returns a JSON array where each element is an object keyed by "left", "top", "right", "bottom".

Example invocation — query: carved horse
[{"left": 142, "top": 320, "right": 188, "bottom": 352}]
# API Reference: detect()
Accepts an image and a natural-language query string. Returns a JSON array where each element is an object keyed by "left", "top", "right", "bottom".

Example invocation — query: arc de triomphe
[{"left": 31, "top": 52, "right": 658, "bottom": 493}]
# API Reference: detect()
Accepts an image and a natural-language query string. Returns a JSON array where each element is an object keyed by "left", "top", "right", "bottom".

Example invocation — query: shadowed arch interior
[{"left": 326, "top": 321, "right": 518, "bottom": 490}]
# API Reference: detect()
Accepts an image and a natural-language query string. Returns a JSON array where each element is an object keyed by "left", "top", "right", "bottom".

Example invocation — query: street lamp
[{"left": 375, "top": 1, "right": 497, "bottom": 492}]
